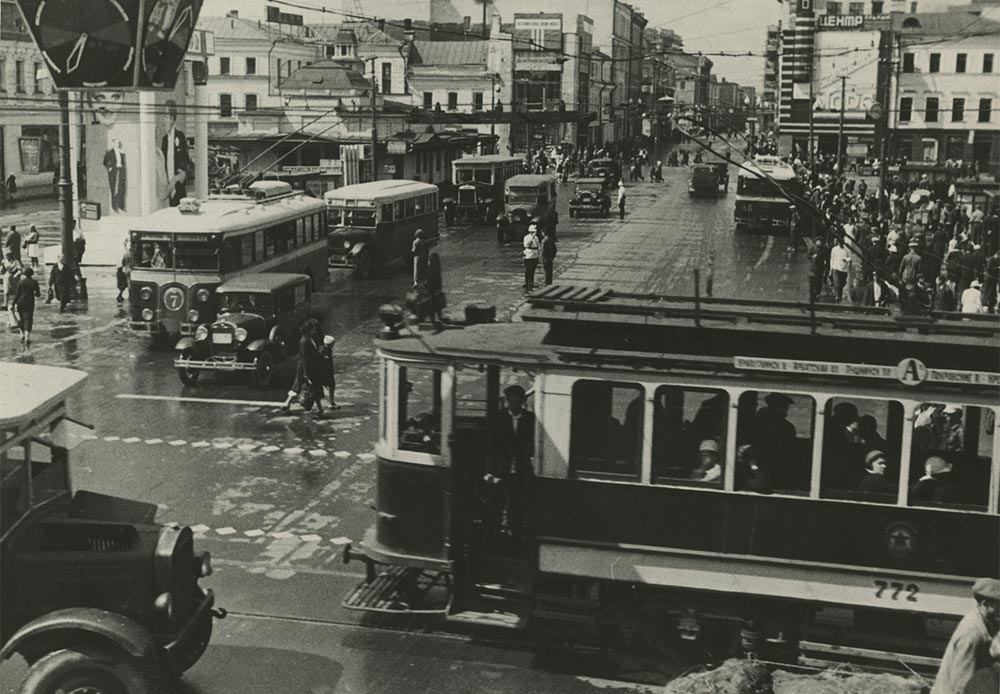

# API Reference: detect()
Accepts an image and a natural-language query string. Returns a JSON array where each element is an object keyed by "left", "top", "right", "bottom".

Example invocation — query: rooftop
[
  {"left": 893, "top": 11, "right": 1000, "bottom": 35},
  {"left": 413, "top": 41, "right": 489, "bottom": 66},
  {"left": 198, "top": 15, "right": 315, "bottom": 43},
  {"left": 281, "top": 59, "right": 371, "bottom": 92},
  {"left": 311, "top": 22, "right": 401, "bottom": 46}
]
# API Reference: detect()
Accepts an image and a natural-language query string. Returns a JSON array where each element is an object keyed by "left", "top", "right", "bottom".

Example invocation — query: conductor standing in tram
[{"left": 485, "top": 385, "right": 535, "bottom": 540}]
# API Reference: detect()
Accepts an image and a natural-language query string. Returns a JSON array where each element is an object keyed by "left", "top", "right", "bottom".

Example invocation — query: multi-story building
[
  {"left": 642, "top": 28, "right": 681, "bottom": 145},
  {"left": 0, "top": 0, "right": 58, "bottom": 200},
  {"left": 889, "top": 12, "right": 999, "bottom": 173},
  {"left": 761, "top": 25, "right": 781, "bottom": 133},
  {"left": 672, "top": 52, "right": 714, "bottom": 120},
  {"left": 588, "top": 50, "right": 616, "bottom": 145}
]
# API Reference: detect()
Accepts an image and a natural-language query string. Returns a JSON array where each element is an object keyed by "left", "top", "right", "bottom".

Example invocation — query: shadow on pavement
[{"left": 180, "top": 645, "right": 343, "bottom": 694}]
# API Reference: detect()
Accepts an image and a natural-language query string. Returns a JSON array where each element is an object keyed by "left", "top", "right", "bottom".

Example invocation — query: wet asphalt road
[{"left": 1, "top": 166, "right": 810, "bottom": 693}]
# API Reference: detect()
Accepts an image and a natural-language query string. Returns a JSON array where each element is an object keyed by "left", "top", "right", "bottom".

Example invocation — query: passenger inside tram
[
  {"left": 397, "top": 367, "right": 441, "bottom": 454},
  {"left": 821, "top": 398, "right": 902, "bottom": 502},
  {"left": 909, "top": 403, "right": 992, "bottom": 510},
  {"left": 743, "top": 392, "right": 812, "bottom": 494},
  {"left": 734, "top": 444, "right": 771, "bottom": 493},
  {"left": 570, "top": 381, "right": 642, "bottom": 479},
  {"left": 651, "top": 386, "right": 728, "bottom": 486}
]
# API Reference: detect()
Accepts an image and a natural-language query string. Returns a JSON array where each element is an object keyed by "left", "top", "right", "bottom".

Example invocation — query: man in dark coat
[
  {"left": 48, "top": 255, "right": 74, "bottom": 312},
  {"left": 485, "top": 385, "right": 536, "bottom": 539},
  {"left": 5, "top": 225, "right": 20, "bottom": 263},
  {"left": 13, "top": 266, "right": 40, "bottom": 343},
  {"left": 297, "top": 319, "right": 326, "bottom": 418},
  {"left": 910, "top": 455, "right": 958, "bottom": 505},
  {"left": 931, "top": 578, "right": 999, "bottom": 694}
]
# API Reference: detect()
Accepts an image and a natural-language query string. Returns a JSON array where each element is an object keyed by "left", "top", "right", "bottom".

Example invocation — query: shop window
[
  {"left": 736, "top": 391, "right": 815, "bottom": 495},
  {"left": 908, "top": 404, "right": 993, "bottom": 511},
  {"left": 397, "top": 366, "right": 442, "bottom": 454},
  {"left": 570, "top": 380, "right": 643, "bottom": 481},
  {"left": 921, "top": 138, "right": 938, "bottom": 162},
  {"left": 984, "top": 54, "right": 994, "bottom": 73},
  {"left": 821, "top": 398, "right": 903, "bottom": 503},
  {"left": 423, "top": 92, "right": 433, "bottom": 109},
  {"left": 447, "top": 92, "right": 458, "bottom": 111},
  {"left": 651, "top": 386, "right": 728, "bottom": 487}
]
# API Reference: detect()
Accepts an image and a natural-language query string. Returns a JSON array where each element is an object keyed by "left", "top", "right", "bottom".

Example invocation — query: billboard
[
  {"left": 513, "top": 14, "right": 562, "bottom": 53},
  {"left": 808, "top": 29, "right": 881, "bottom": 120}
]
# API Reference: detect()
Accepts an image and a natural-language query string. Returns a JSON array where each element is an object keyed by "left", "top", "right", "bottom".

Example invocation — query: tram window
[
  {"left": 135, "top": 240, "right": 173, "bottom": 269},
  {"left": 397, "top": 366, "right": 442, "bottom": 455},
  {"left": 382, "top": 204, "right": 394, "bottom": 222},
  {"left": 736, "top": 391, "right": 815, "bottom": 495},
  {"left": 651, "top": 386, "right": 728, "bottom": 487},
  {"left": 414, "top": 197, "right": 424, "bottom": 216},
  {"left": 394, "top": 201, "right": 404, "bottom": 220},
  {"left": 908, "top": 403, "right": 993, "bottom": 511},
  {"left": 328, "top": 208, "right": 343, "bottom": 226},
  {"left": 296, "top": 218, "right": 306, "bottom": 246},
  {"left": 821, "top": 398, "right": 903, "bottom": 503},
  {"left": 404, "top": 199, "right": 416, "bottom": 218},
  {"left": 569, "top": 380, "right": 643, "bottom": 481}
]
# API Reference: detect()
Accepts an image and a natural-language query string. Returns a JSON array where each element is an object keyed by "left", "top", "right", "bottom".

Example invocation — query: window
[
  {"left": 246, "top": 57, "right": 256, "bottom": 75},
  {"left": 984, "top": 54, "right": 994, "bottom": 73},
  {"left": 848, "top": 2, "right": 864, "bottom": 15},
  {"left": 473, "top": 91, "right": 484, "bottom": 111},
  {"left": 827, "top": 1, "right": 842, "bottom": 14},
  {"left": 979, "top": 98, "right": 992, "bottom": 122},
  {"left": 570, "top": 380, "right": 643, "bottom": 481},
  {"left": 956, "top": 53, "right": 966, "bottom": 73},
  {"left": 908, "top": 404, "right": 992, "bottom": 511},
  {"left": 423, "top": 91, "right": 433, "bottom": 109},
  {"left": 871, "top": 1, "right": 884, "bottom": 13},
  {"left": 0, "top": 59, "right": 5, "bottom": 91},
  {"left": 404, "top": 198, "right": 415, "bottom": 218},
  {"left": 381, "top": 62, "right": 392, "bottom": 94},
  {"left": 33, "top": 62, "right": 42, "bottom": 93},
  {"left": 381, "top": 203, "right": 394, "bottom": 222},
  {"left": 910, "top": 1, "right": 917, "bottom": 12},
  {"left": 821, "top": 398, "right": 903, "bottom": 503},
  {"left": 951, "top": 98, "right": 965, "bottom": 122},
  {"left": 902, "top": 53, "right": 915, "bottom": 73},
  {"left": 652, "top": 386, "right": 728, "bottom": 487},
  {"left": 447, "top": 92, "right": 458, "bottom": 111},
  {"left": 397, "top": 366, "right": 442, "bottom": 454},
  {"left": 245, "top": 94, "right": 258, "bottom": 112},
  {"left": 736, "top": 391, "right": 816, "bottom": 495},
  {"left": 15, "top": 60, "right": 24, "bottom": 92},
  {"left": 929, "top": 53, "right": 940, "bottom": 73},
  {"left": 219, "top": 56, "right": 230, "bottom": 75},
  {"left": 276, "top": 58, "right": 282, "bottom": 80},
  {"left": 925, "top": 96, "right": 939, "bottom": 122},
  {"left": 921, "top": 138, "right": 938, "bottom": 162},
  {"left": 899, "top": 96, "right": 913, "bottom": 122},
  {"left": 219, "top": 93, "right": 233, "bottom": 117}
]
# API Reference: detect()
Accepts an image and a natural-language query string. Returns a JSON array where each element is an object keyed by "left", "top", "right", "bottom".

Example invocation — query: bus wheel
[
  {"left": 177, "top": 350, "right": 200, "bottom": 386},
  {"left": 354, "top": 248, "right": 374, "bottom": 279},
  {"left": 20, "top": 648, "right": 149, "bottom": 694},
  {"left": 251, "top": 351, "right": 274, "bottom": 388}
]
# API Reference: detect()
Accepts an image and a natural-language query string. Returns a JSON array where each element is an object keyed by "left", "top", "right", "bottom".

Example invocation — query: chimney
[
  {"left": 377, "top": 18, "right": 385, "bottom": 32},
  {"left": 403, "top": 18, "right": 415, "bottom": 44},
  {"left": 226, "top": 9, "right": 238, "bottom": 18}
]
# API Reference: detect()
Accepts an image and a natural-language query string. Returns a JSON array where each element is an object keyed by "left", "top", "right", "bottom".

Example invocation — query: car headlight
[
  {"left": 234, "top": 327, "right": 248, "bottom": 343},
  {"left": 187, "top": 309, "right": 200, "bottom": 322},
  {"left": 343, "top": 240, "right": 351, "bottom": 249},
  {"left": 154, "top": 592, "right": 174, "bottom": 621},
  {"left": 194, "top": 324, "right": 209, "bottom": 341},
  {"left": 195, "top": 288, "right": 211, "bottom": 303},
  {"left": 197, "top": 552, "right": 214, "bottom": 578},
  {"left": 141, "top": 308, "right": 154, "bottom": 321},
  {"left": 140, "top": 286, "right": 153, "bottom": 301}
]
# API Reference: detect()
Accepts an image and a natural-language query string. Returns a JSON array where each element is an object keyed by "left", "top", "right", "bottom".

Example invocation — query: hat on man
[
  {"left": 503, "top": 384, "right": 526, "bottom": 401},
  {"left": 323, "top": 335, "right": 335, "bottom": 346},
  {"left": 925, "top": 455, "right": 951, "bottom": 475},
  {"left": 865, "top": 450, "right": 887, "bottom": 468},
  {"left": 764, "top": 392, "right": 794, "bottom": 408},
  {"left": 908, "top": 240, "right": 919, "bottom": 248},
  {"left": 970, "top": 279, "right": 982, "bottom": 289},
  {"left": 972, "top": 577, "right": 1000, "bottom": 601},
  {"left": 699, "top": 439, "right": 720, "bottom": 454},
  {"left": 943, "top": 404, "right": 962, "bottom": 414}
]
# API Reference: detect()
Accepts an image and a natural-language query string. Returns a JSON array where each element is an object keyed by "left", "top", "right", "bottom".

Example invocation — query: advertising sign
[
  {"left": 810, "top": 30, "right": 881, "bottom": 119},
  {"left": 513, "top": 14, "right": 562, "bottom": 53},
  {"left": 817, "top": 14, "right": 891, "bottom": 30}
]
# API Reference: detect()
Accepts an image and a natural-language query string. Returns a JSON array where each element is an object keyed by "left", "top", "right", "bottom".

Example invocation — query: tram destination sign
[{"left": 734, "top": 356, "right": 1000, "bottom": 388}]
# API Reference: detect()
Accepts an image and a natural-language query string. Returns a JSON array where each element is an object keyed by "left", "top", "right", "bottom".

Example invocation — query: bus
[
  {"left": 451, "top": 155, "right": 524, "bottom": 223},
  {"left": 734, "top": 157, "right": 802, "bottom": 232},
  {"left": 129, "top": 181, "right": 328, "bottom": 336},
  {"left": 342, "top": 286, "right": 998, "bottom": 669},
  {"left": 325, "top": 180, "right": 439, "bottom": 279}
]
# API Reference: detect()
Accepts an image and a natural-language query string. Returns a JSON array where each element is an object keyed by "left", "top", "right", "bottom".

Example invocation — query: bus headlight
[
  {"left": 187, "top": 309, "right": 200, "bottom": 323},
  {"left": 234, "top": 327, "right": 248, "bottom": 343},
  {"left": 140, "top": 286, "right": 153, "bottom": 301},
  {"left": 194, "top": 325, "right": 209, "bottom": 341},
  {"left": 141, "top": 308, "right": 154, "bottom": 321},
  {"left": 196, "top": 288, "right": 211, "bottom": 303}
]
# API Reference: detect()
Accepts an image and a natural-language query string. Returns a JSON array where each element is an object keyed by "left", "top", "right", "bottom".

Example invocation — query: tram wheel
[
  {"left": 354, "top": 248, "right": 374, "bottom": 279},
  {"left": 177, "top": 350, "right": 200, "bottom": 386},
  {"left": 251, "top": 351, "right": 274, "bottom": 388}
]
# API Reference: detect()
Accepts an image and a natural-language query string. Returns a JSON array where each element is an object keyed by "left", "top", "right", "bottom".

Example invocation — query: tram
[{"left": 343, "top": 286, "right": 999, "bottom": 664}]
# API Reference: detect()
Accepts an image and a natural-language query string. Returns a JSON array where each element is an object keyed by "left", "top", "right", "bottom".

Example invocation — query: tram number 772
[{"left": 874, "top": 579, "right": 920, "bottom": 602}]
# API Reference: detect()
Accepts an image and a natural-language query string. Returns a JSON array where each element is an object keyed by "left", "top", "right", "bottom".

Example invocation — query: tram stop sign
[{"left": 14, "top": 0, "right": 203, "bottom": 89}]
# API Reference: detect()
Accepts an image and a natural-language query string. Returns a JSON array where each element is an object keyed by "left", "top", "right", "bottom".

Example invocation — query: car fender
[
  {"left": 245, "top": 339, "right": 272, "bottom": 354},
  {"left": 174, "top": 336, "right": 198, "bottom": 352},
  {"left": 0, "top": 608, "right": 157, "bottom": 661},
  {"left": 347, "top": 241, "right": 369, "bottom": 258}
]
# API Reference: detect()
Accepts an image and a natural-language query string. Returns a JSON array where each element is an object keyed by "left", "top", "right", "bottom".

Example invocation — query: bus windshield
[
  {"left": 457, "top": 170, "right": 474, "bottom": 183},
  {"left": 507, "top": 188, "right": 539, "bottom": 204},
  {"left": 474, "top": 169, "right": 493, "bottom": 184},
  {"left": 174, "top": 240, "right": 220, "bottom": 270},
  {"left": 133, "top": 235, "right": 219, "bottom": 271}
]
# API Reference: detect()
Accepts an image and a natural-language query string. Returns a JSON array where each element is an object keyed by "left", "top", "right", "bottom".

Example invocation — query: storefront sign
[
  {"left": 319, "top": 159, "right": 344, "bottom": 175},
  {"left": 79, "top": 201, "right": 102, "bottom": 220},
  {"left": 817, "top": 14, "right": 891, "bottom": 30}
]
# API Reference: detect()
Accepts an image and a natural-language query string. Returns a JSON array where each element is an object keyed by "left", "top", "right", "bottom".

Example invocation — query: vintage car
[
  {"left": 568, "top": 178, "right": 612, "bottom": 218},
  {"left": 689, "top": 163, "right": 729, "bottom": 197},
  {"left": 1, "top": 364, "right": 223, "bottom": 693},
  {"left": 174, "top": 273, "right": 312, "bottom": 387},
  {"left": 586, "top": 157, "right": 621, "bottom": 186}
]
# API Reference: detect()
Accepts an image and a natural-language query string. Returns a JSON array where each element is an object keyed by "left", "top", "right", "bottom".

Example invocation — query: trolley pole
[{"left": 837, "top": 76, "right": 846, "bottom": 173}]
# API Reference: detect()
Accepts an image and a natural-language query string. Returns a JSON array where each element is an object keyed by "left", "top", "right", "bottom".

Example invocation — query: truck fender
[
  {"left": 347, "top": 241, "right": 369, "bottom": 258},
  {"left": 174, "top": 336, "right": 196, "bottom": 352},
  {"left": 0, "top": 608, "right": 157, "bottom": 662},
  {"left": 245, "top": 339, "right": 271, "bottom": 354}
]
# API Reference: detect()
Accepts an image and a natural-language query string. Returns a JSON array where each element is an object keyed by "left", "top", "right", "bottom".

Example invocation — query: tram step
[
  {"left": 799, "top": 640, "right": 940, "bottom": 676},
  {"left": 341, "top": 565, "right": 449, "bottom": 615}
]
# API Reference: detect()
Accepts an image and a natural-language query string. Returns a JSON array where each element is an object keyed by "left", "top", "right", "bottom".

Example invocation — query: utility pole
[
  {"left": 837, "top": 75, "right": 846, "bottom": 173},
  {"left": 877, "top": 29, "right": 894, "bottom": 224},
  {"left": 57, "top": 91, "right": 75, "bottom": 288},
  {"left": 370, "top": 67, "right": 378, "bottom": 182},
  {"left": 808, "top": 80, "right": 815, "bottom": 167}
]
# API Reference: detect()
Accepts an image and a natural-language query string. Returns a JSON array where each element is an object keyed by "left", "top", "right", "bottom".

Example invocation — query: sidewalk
[{"left": 2, "top": 200, "right": 130, "bottom": 267}]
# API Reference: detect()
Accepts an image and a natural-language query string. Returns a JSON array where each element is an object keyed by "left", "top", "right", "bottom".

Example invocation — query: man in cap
[
  {"left": 911, "top": 455, "right": 957, "bottom": 505},
  {"left": 900, "top": 240, "right": 924, "bottom": 285},
  {"left": 485, "top": 385, "right": 536, "bottom": 539},
  {"left": 931, "top": 578, "right": 1000, "bottom": 694},
  {"left": 693, "top": 439, "right": 723, "bottom": 482},
  {"left": 751, "top": 393, "right": 798, "bottom": 490},
  {"left": 857, "top": 450, "right": 891, "bottom": 494}
]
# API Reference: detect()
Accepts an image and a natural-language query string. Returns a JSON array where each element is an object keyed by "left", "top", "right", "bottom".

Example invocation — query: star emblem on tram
[{"left": 885, "top": 522, "right": 917, "bottom": 559}]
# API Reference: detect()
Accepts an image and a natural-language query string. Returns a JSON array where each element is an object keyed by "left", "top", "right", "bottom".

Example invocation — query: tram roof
[
  {"left": 377, "top": 286, "right": 1000, "bottom": 381},
  {"left": 453, "top": 155, "right": 524, "bottom": 166},
  {"left": 131, "top": 194, "right": 326, "bottom": 235},
  {"left": 0, "top": 364, "right": 87, "bottom": 428},
  {"left": 737, "top": 159, "right": 797, "bottom": 181}
]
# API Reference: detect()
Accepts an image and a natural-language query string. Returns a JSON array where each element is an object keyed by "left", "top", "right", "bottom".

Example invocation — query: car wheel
[
  {"left": 252, "top": 351, "right": 274, "bottom": 388},
  {"left": 177, "top": 349, "right": 200, "bottom": 386},
  {"left": 18, "top": 648, "right": 150, "bottom": 694},
  {"left": 354, "top": 248, "right": 374, "bottom": 280}
]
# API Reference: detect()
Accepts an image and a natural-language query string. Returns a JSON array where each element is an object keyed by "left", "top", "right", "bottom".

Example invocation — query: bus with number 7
[{"left": 128, "top": 181, "right": 327, "bottom": 337}]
